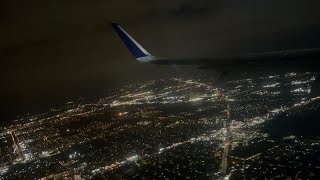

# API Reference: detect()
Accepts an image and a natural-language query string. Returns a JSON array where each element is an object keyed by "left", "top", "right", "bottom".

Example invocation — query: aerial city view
[
  {"left": 1, "top": 72, "right": 319, "bottom": 179},
  {"left": 2, "top": 2, "right": 320, "bottom": 179}
]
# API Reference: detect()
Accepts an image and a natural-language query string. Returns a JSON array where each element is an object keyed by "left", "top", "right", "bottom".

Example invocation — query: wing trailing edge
[{"left": 111, "top": 23, "right": 320, "bottom": 71}]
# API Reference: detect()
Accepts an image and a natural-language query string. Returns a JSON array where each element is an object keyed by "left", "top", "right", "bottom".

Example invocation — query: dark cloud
[
  {"left": 1, "top": 0, "right": 320, "bottom": 121},
  {"left": 154, "top": 0, "right": 215, "bottom": 16},
  {"left": 152, "top": 0, "right": 320, "bottom": 56}
]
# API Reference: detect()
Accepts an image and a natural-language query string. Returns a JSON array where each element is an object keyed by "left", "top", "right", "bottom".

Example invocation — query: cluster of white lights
[
  {"left": 285, "top": 72, "right": 297, "bottom": 77},
  {"left": 268, "top": 75, "right": 279, "bottom": 79},
  {"left": 189, "top": 97, "right": 203, "bottom": 102},
  {"left": 126, "top": 155, "right": 139, "bottom": 161},
  {"left": 291, "top": 80, "right": 309, "bottom": 85},
  {"left": 263, "top": 83, "right": 280, "bottom": 88},
  {"left": 291, "top": 88, "right": 311, "bottom": 93}
]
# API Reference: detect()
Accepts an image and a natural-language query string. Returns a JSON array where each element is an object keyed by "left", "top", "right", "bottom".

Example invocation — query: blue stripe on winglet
[{"left": 111, "top": 23, "right": 147, "bottom": 58}]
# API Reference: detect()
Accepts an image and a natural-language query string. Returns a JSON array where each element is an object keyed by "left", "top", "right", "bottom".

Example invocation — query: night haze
[
  {"left": 2, "top": 0, "right": 320, "bottom": 120},
  {"left": 1, "top": 1, "right": 320, "bottom": 179}
]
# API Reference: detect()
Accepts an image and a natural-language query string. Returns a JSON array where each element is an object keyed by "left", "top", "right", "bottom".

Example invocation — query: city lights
[{"left": 0, "top": 72, "right": 318, "bottom": 179}]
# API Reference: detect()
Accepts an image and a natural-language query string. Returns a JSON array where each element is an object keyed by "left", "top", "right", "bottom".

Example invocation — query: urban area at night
[{"left": 1, "top": 72, "right": 320, "bottom": 179}]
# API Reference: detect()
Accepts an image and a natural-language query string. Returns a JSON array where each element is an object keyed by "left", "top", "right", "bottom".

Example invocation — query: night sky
[{"left": 1, "top": 0, "right": 320, "bottom": 121}]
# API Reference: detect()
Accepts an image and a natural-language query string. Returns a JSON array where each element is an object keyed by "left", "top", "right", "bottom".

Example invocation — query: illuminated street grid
[{"left": 0, "top": 72, "right": 319, "bottom": 179}]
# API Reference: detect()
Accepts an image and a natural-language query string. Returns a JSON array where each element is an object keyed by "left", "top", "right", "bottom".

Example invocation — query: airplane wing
[{"left": 111, "top": 23, "right": 320, "bottom": 71}]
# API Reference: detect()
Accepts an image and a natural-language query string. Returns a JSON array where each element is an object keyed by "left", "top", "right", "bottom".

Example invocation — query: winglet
[{"left": 111, "top": 23, "right": 156, "bottom": 62}]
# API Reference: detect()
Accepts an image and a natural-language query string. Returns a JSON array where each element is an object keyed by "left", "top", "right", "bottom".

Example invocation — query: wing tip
[{"left": 111, "top": 22, "right": 157, "bottom": 63}]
